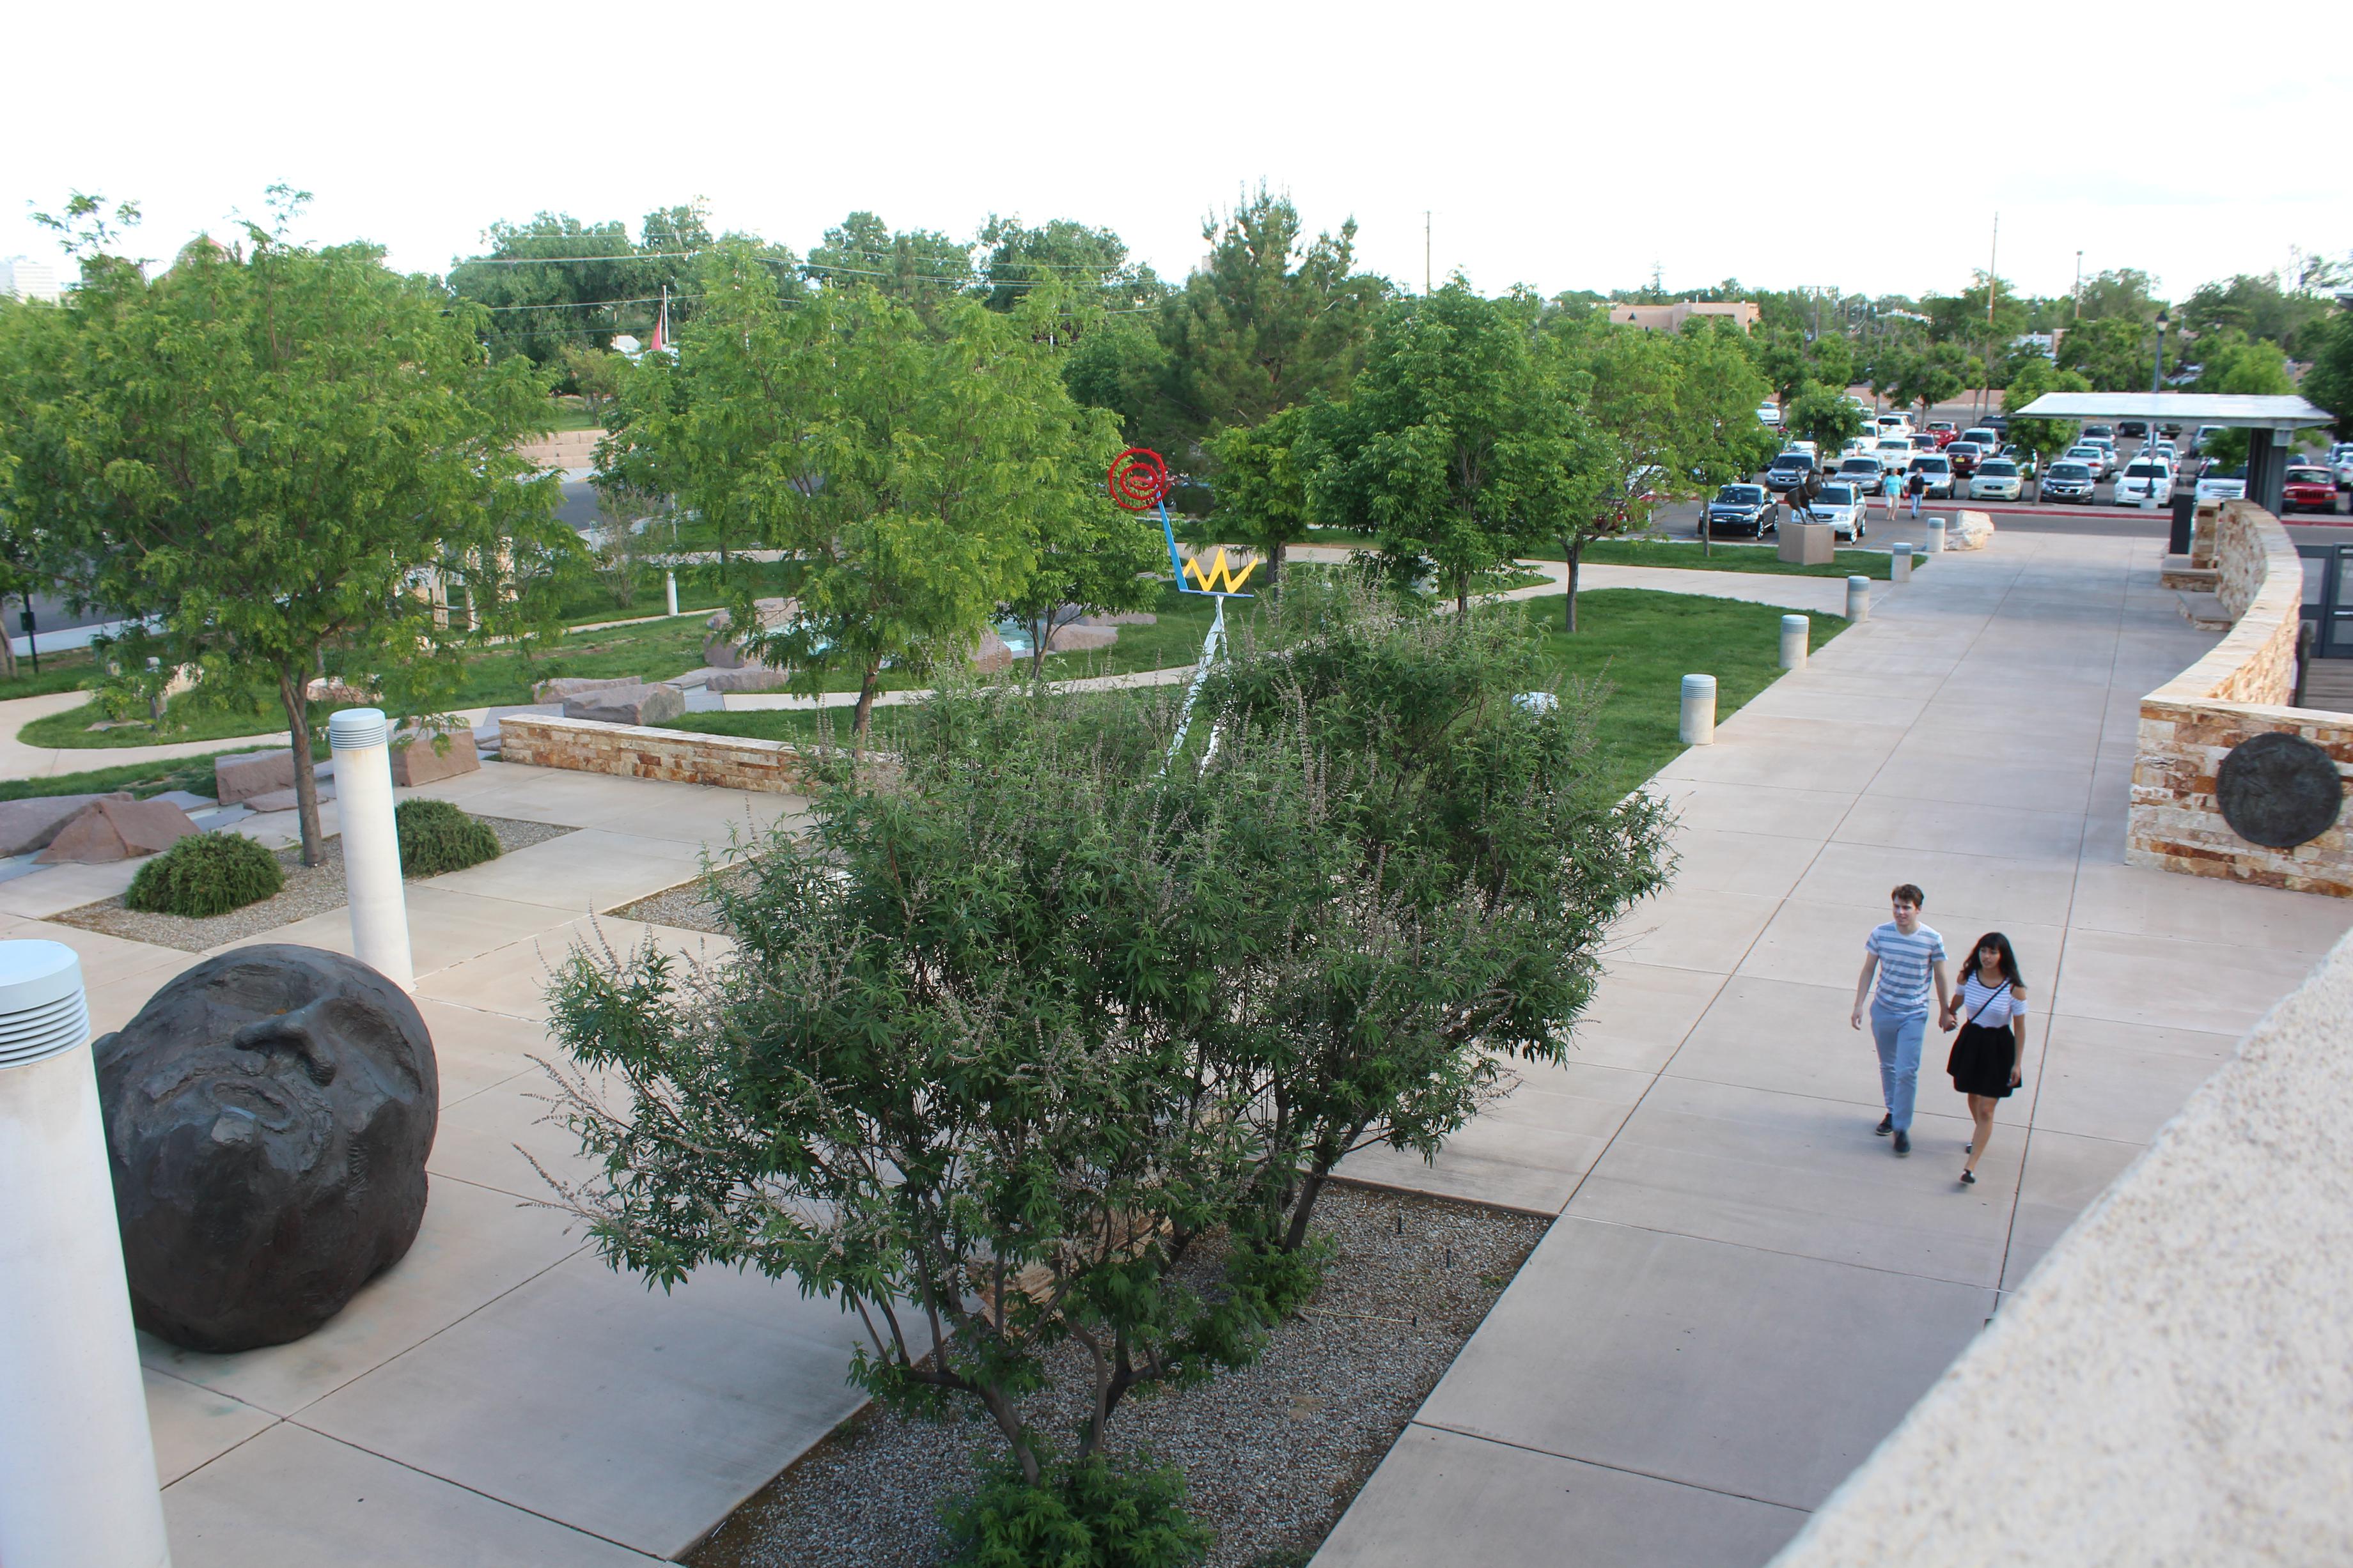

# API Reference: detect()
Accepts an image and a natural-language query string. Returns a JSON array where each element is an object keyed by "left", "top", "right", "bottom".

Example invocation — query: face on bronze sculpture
[{"left": 95, "top": 944, "right": 439, "bottom": 1353}]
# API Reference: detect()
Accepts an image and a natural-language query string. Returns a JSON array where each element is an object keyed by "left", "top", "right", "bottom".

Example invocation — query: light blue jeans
[{"left": 1871, "top": 1002, "right": 1928, "bottom": 1131}]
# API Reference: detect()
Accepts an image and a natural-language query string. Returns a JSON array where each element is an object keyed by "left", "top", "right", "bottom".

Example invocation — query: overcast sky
[{"left": 10, "top": 0, "right": 2348, "bottom": 307}]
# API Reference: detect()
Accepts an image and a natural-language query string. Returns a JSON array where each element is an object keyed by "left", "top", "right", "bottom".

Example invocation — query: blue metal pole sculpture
[{"left": 1106, "top": 447, "right": 1256, "bottom": 769}]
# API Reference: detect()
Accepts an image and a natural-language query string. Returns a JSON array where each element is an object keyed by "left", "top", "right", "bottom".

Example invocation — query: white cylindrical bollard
[
  {"left": 1891, "top": 543, "right": 1912, "bottom": 584},
  {"left": 1847, "top": 575, "right": 1871, "bottom": 622},
  {"left": 0, "top": 941, "right": 173, "bottom": 1568},
  {"left": 665, "top": 571, "right": 679, "bottom": 617},
  {"left": 329, "top": 709, "right": 414, "bottom": 991},
  {"left": 1680, "top": 674, "right": 1717, "bottom": 745},
  {"left": 1927, "top": 518, "right": 1947, "bottom": 553},
  {"left": 1780, "top": 614, "right": 1808, "bottom": 670}
]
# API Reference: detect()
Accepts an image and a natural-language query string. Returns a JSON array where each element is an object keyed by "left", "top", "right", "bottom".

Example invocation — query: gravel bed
[
  {"left": 51, "top": 815, "right": 574, "bottom": 952},
  {"left": 688, "top": 1183, "right": 1549, "bottom": 1568},
  {"left": 607, "top": 861, "right": 759, "bottom": 934}
]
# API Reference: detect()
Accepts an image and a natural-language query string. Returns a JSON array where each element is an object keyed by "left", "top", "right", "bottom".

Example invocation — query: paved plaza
[
  {"left": 4, "top": 532, "right": 2337, "bottom": 1564},
  {"left": 1317, "top": 530, "right": 2353, "bottom": 1565}
]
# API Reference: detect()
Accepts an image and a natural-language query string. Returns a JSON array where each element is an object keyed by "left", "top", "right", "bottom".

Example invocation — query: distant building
[
  {"left": 1609, "top": 300, "right": 1758, "bottom": 334},
  {"left": 0, "top": 258, "right": 63, "bottom": 303},
  {"left": 2013, "top": 331, "right": 2058, "bottom": 356}
]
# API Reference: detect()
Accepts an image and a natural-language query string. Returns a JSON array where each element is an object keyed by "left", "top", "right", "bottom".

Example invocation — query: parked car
[
  {"left": 1873, "top": 436, "right": 1919, "bottom": 471},
  {"left": 1876, "top": 413, "right": 1914, "bottom": 437},
  {"left": 2283, "top": 465, "right": 2340, "bottom": 515},
  {"left": 1704, "top": 483, "right": 1779, "bottom": 537},
  {"left": 1801, "top": 483, "right": 1866, "bottom": 541},
  {"left": 2083, "top": 423, "right": 2116, "bottom": 444},
  {"left": 1907, "top": 453, "right": 1955, "bottom": 498},
  {"left": 2042, "top": 460, "right": 2098, "bottom": 504},
  {"left": 1783, "top": 440, "right": 1819, "bottom": 462},
  {"left": 2193, "top": 424, "right": 2224, "bottom": 454},
  {"left": 1969, "top": 458, "right": 2024, "bottom": 501},
  {"left": 2113, "top": 460, "right": 2174, "bottom": 507},
  {"left": 1982, "top": 414, "right": 2010, "bottom": 439},
  {"left": 2327, "top": 443, "right": 2353, "bottom": 489},
  {"left": 1910, "top": 432, "right": 1942, "bottom": 454},
  {"left": 1757, "top": 401, "right": 1783, "bottom": 426},
  {"left": 1946, "top": 440, "right": 1986, "bottom": 477},
  {"left": 1763, "top": 452, "right": 1816, "bottom": 492},
  {"left": 1997, "top": 446, "right": 2040, "bottom": 482},
  {"left": 1925, "top": 420, "right": 1958, "bottom": 446},
  {"left": 1960, "top": 426, "right": 2001, "bottom": 453},
  {"left": 2117, "top": 420, "right": 2149, "bottom": 439},
  {"left": 2194, "top": 463, "right": 2247, "bottom": 504},
  {"left": 2080, "top": 438, "right": 2120, "bottom": 477},
  {"left": 1834, "top": 455, "right": 1891, "bottom": 495}
]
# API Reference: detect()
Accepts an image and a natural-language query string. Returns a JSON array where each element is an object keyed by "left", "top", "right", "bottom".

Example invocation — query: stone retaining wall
[
  {"left": 2127, "top": 501, "right": 2352, "bottom": 895},
  {"left": 499, "top": 714, "right": 819, "bottom": 794}
]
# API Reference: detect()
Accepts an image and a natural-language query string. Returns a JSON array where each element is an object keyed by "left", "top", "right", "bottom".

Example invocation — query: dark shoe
[
  {"left": 1960, "top": 1169, "right": 1976, "bottom": 1185},
  {"left": 1876, "top": 1115, "right": 1893, "bottom": 1137},
  {"left": 1893, "top": 1130, "right": 1911, "bottom": 1156},
  {"left": 1964, "top": 1142, "right": 1973, "bottom": 1154}
]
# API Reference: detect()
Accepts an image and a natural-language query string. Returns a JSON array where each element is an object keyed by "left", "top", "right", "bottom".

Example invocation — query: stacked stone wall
[
  {"left": 2127, "top": 501, "right": 2349, "bottom": 894},
  {"left": 499, "top": 715, "right": 819, "bottom": 794}
]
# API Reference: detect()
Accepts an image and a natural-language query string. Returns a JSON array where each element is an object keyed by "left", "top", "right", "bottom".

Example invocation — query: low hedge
[
  {"left": 396, "top": 798, "right": 501, "bottom": 877},
  {"left": 125, "top": 832, "right": 285, "bottom": 918}
]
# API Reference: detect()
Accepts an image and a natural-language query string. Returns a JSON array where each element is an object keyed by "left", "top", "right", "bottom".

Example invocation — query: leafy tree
[
  {"left": 1309, "top": 286, "right": 1569, "bottom": 612},
  {"left": 976, "top": 216, "right": 1166, "bottom": 320},
  {"left": 1205, "top": 404, "right": 1317, "bottom": 599},
  {"left": 0, "top": 194, "right": 568, "bottom": 864},
  {"left": 1786, "top": 383, "right": 1867, "bottom": 456},
  {"left": 2001, "top": 355, "right": 2090, "bottom": 474},
  {"left": 1152, "top": 189, "right": 1387, "bottom": 448},
  {"left": 2194, "top": 333, "right": 2297, "bottom": 465},
  {"left": 803, "top": 212, "right": 974, "bottom": 318},
  {"left": 1925, "top": 272, "right": 2030, "bottom": 347},
  {"left": 2057, "top": 315, "right": 2159, "bottom": 391},
  {"left": 1063, "top": 316, "right": 1169, "bottom": 440},
  {"left": 448, "top": 212, "right": 641, "bottom": 366},
  {"left": 2074, "top": 267, "right": 2162, "bottom": 326},
  {"left": 605, "top": 247, "right": 1103, "bottom": 737},
  {"left": 558, "top": 344, "right": 625, "bottom": 426},
  {"left": 2301, "top": 311, "right": 2353, "bottom": 440},
  {"left": 2182, "top": 270, "right": 2338, "bottom": 356},
  {"left": 1891, "top": 341, "right": 1976, "bottom": 423}
]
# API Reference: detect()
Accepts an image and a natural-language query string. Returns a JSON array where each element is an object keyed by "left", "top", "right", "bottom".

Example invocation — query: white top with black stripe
[{"left": 1957, "top": 970, "right": 2027, "bottom": 1030}]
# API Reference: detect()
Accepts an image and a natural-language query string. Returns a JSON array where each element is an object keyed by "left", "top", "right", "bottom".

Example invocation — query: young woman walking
[{"left": 1943, "top": 932, "right": 2028, "bottom": 1186}]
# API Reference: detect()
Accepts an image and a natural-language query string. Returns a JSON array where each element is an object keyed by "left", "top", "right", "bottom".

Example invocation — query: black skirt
[{"left": 1947, "top": 1021, "right": 2020, "bottom": 1098}]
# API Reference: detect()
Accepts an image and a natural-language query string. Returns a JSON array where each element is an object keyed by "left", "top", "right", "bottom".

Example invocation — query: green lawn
[
  {"left": 544, "top": 400, "right": 606, "bottom": 432},
  {"left": 0, "top": 740, "right": 320, "bottom": 804},
  {"left": 1570, "top": 539, "right": 1921, "bottom": 580},
  {"left": 17, "top": 694, "right": 321, "bottom": 751},
  {"left": 664, "top": 587, "right": 1845, "bottom": 807},
  {"left": 0, "top": 647, "right": 102, "bottom": 702}
]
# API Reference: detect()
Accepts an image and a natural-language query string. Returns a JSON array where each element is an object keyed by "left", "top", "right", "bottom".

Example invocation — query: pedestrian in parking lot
[
  {"left": 1943, "top": 932, "right": 2028, "bottom": 1186},
  {"left": 1883, "top": 467, "right": 1905, "bottom": 523},
  {"left": 1849, "top": 883, "right": 1952, "bottom": 1157},
  {"left": 1906, "top": 469, "right": 1926, "bottom": 519}
]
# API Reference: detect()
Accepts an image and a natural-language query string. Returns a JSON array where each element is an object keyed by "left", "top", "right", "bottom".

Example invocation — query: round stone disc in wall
[{"left": 2215, "top": 732, "right": 2344, "bottom": 850}]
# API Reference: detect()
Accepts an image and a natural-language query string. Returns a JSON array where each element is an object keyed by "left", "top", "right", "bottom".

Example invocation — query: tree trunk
[
  {"left": 1563, "top": 541, "right": 1584, "bottom": 633},
  {"left": 278, "top": 671, "right": 324, "bottom": 867},
  {"left": 0, "top": 614, "right": 16, "bottom": 683},
  {"left": 850, "top": 656, "right": 882, "bottom": 746},
  {"left": 1268, "top": 540, "right": 1286, "bottom": 606}
]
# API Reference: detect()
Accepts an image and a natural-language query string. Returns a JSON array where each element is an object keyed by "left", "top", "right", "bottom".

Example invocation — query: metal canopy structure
[{"left": 2012, "top": 393, "right": 2336, "bottom": 513}]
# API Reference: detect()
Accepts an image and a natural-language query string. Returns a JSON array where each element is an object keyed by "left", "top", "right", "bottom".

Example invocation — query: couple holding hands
[{"left": 1849, "top": 883, "right": 2027, "bottom": 1187}]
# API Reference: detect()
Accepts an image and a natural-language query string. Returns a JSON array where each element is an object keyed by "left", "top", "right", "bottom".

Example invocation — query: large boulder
[
  {"left": 1046, "top": 623, "right": 1119, "bottom": 653},
  {"left": 973, "top": 628, "right": 1014, "bottom": 674},
  {"left": 215, "top": 749, "right": 297, "bottom": 805},
  {"left": 530, "top": 674, "right": 645, "bottom": 704},
  {"left": 1946, "top": 510, "right": 1997, "bottom": 552},
  {"left": 389, "top": 725, "right": 482, "bottom": 788},
  {"left": 563, "top": 682, "right": 685, "bottom": 726},
  {"left": 95, "top": 945, "right": 438, "bottom": 1352},
  {"left": 0, "top": 791, "right": 132, "bottom": 857},
  {"left": 1081, "top": 610, "right": 1157, "bottom": 626},
  {"left": 705, "top": 666, "right": 793, "bottom": 694},
  {"left": 703, "top": 597, "right": 797, "bottom": 669},
  {"left": 36, "top": 798, "right": 200, "bottom": 864}
]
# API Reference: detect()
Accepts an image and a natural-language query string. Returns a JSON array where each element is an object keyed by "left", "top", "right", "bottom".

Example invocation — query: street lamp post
[{"left": 2152, "top": 308, "right": 2169, "bottom": 394}]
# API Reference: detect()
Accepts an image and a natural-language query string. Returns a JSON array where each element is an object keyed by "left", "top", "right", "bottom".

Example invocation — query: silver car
[
  {"left": 1802, "top": 482, "right": 1866, "bottom": 541},
  {"left": 1969, "top": 459, "right": 2024, "bottom": 502}
]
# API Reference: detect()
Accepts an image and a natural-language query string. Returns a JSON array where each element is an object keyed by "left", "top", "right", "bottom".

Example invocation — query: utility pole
[
  {"left": 1978, "top": 213, "right": 1999, "bottom": 419},
  {"left": 1424, "top": 211, "right": 1431, "bottom": 296},
  {"left": 2073, "top": 249, "right": 2083, "bottom": 322}
]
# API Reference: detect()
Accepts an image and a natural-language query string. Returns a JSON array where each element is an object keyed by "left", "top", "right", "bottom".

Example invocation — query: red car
[
  {"left": 2283, "top": 466, "right": 2341, "bottom": 516},
  {"left": 1926, "top": 421, "right": 1958, "bottom": 447},
  {"left": 1946, "top": 440, "right": 1984, "bottom": 477}
]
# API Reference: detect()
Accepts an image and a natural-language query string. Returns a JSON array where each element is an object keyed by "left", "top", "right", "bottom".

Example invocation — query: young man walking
[{"left": 1849, "top": 883, "right": 1952, "bottom": 1156}]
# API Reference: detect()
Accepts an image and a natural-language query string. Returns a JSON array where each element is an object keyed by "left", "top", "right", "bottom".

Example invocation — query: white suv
[
  {"left": 2195, "top": 463, "right": 2247, "bottom": 504},
  {"left": 2113, "top": 460, "right": 2174, "bottom": 507}
]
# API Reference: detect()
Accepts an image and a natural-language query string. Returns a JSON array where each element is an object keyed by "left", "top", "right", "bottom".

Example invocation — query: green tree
[
  {"left": 1206, "top": 404, "right": 1317, "bottom": 599},
  {"left": 558, "top": 343, "right": 625, "bottom": 426},
  {"left": 2057, "top": 315, "right": 2158, "bottom": 390},
  {"left": 2301, "top": 311, "right": 2353, "bottom": 440},
  {"left": 2194, "top": 333, "right": 2297, "bottom": 465},
  {"left": 1891, "top": 341, "right": 1976, "bottom": 423},
  {"left": 0, "top": 194, "right": 568, "bottom": 864},
  {"left": 802, "top": 212, "right": 974, "bottom": 319},
  {"left": 448, "top": 212, "right": 640, "bottom": 366},
  {"left": 1152, "top": 189, "right": 1386, "bottom": 448},
  {"left": 976, "top": 215, "right": 1166, "bottom": 320},
  {"left": 2001, "top": 355, "right": 2090, "bottom": 477},
  {"left": 2182, "top": 270, "right": 2339, "bottom": 355},
  {"left": 2074, "top": 267, "right": 2162, "bottom": 326},
  {"left": 1310, "top": 286, "right": 1570, "bottom": 613},
  {"left": 606, "top": 247, "right": 1100, "bottom": 737},
  {"left": 1786, "top": 383, "right": 1867, "bottom": 456}
]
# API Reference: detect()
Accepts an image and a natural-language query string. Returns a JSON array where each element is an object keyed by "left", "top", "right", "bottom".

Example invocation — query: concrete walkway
[
  {"left": 1316, "top": 530, "right": 2353, "bottom": 1566},
  {"left": 10, "top": 764, "right": 864, "bottom": 1565}
]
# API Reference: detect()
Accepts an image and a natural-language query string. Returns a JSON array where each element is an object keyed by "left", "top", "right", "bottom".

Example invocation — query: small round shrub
[
  {"left": 943, "top": 1454, "right": 1207, "bottom": 1568},
  {"left": 125, "top": 831, "right": 285, "bottom": 919},
  {"left": 396, "top": 798, "right": 501, "bottom": 877}
]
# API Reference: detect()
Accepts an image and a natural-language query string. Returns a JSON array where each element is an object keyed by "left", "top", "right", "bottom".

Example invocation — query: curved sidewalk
[{"left": 1315, "top": 530, "right": 2353, "bottom": 1566}]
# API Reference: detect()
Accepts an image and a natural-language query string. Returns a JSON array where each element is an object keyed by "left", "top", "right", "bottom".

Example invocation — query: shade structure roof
[{"left": 2011, "top": 392, "right": 2334, "bottom": 429}]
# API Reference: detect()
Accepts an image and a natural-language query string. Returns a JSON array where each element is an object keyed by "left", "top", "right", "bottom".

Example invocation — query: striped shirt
[
  {"left": 1866, "top": 922, "right": 1946, "bottom": 1016},
  {"left": 1957, "top": 970, "right": 2028, "bottom": 1030}
]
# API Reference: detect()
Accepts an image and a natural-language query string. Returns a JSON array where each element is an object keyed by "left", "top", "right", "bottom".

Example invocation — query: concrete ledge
[
  {"left": 2127, "top": 502, "right": 2352, "bottom": 896},
  {"left": 1769, "top": 928, "right": 2353, "bottom": 1565},
  {"left": 499, "top": 714, "right": 820, "bottom": 794}
]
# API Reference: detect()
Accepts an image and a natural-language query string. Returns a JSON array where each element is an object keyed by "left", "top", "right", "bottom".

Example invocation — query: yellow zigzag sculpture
[{"left": 1182, "top": 547, "right": 1258, "bottom": 595}]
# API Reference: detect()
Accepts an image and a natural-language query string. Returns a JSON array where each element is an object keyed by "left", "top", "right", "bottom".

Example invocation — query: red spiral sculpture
[{"left": 1107, "top": 447, "right": 1171, "bottom": 511}]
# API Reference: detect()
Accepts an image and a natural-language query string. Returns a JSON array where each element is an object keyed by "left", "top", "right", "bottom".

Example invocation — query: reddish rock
[
  {"left": 390, "top": 727, "right": 482, "bottom": 787},
  {"left": 973, "top": 628, "right": 1013, "bottom": 674},
  {"left": 37, "top": 798, "right": 200, "bottom": 864},
  {"left": 1046, "top": 623, "right": 1119, "bottom": 653},
  {"left": 705, "top": 667, "right": 793, "bottom": 694},
  {"left": 531, "top": 675, "right": 646, "bottom": 703},
  {"left": 214, "top": 749, "right": 297, "bottom": 805},
  {"left": 0, "top": 791, "right": 134, "bottom": 857}
]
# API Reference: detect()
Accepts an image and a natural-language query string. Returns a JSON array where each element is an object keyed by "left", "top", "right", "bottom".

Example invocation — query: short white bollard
[
  {"left": 1927, "top": 518, "right": 1947, "bottom": 554},
  {"left": 0, "top": 941, "right": 173, "bottom": 1568},
  {"left": 1846, "top": 575, "right": 1872, "bottom": 623},
  {"left": 665, "top": 571, "right": 679, "bottom": 617},
  {"left": 329, "top": 709, "right": 414, "bottom": 991},
  {"left": 1680, "top": 674, "right": 1717, "bottom": 745},
  {"left": 1891, "top": 543, "right": 1913, "bottom": 584},
  {"left": 1780, "top": 614, "right": 1808, "bottom": 671}
]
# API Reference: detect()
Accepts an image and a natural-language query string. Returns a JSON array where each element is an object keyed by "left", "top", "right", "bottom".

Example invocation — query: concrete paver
[{"left": 1322, "top": 531, "right": 2353, "bottom": 1565}]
